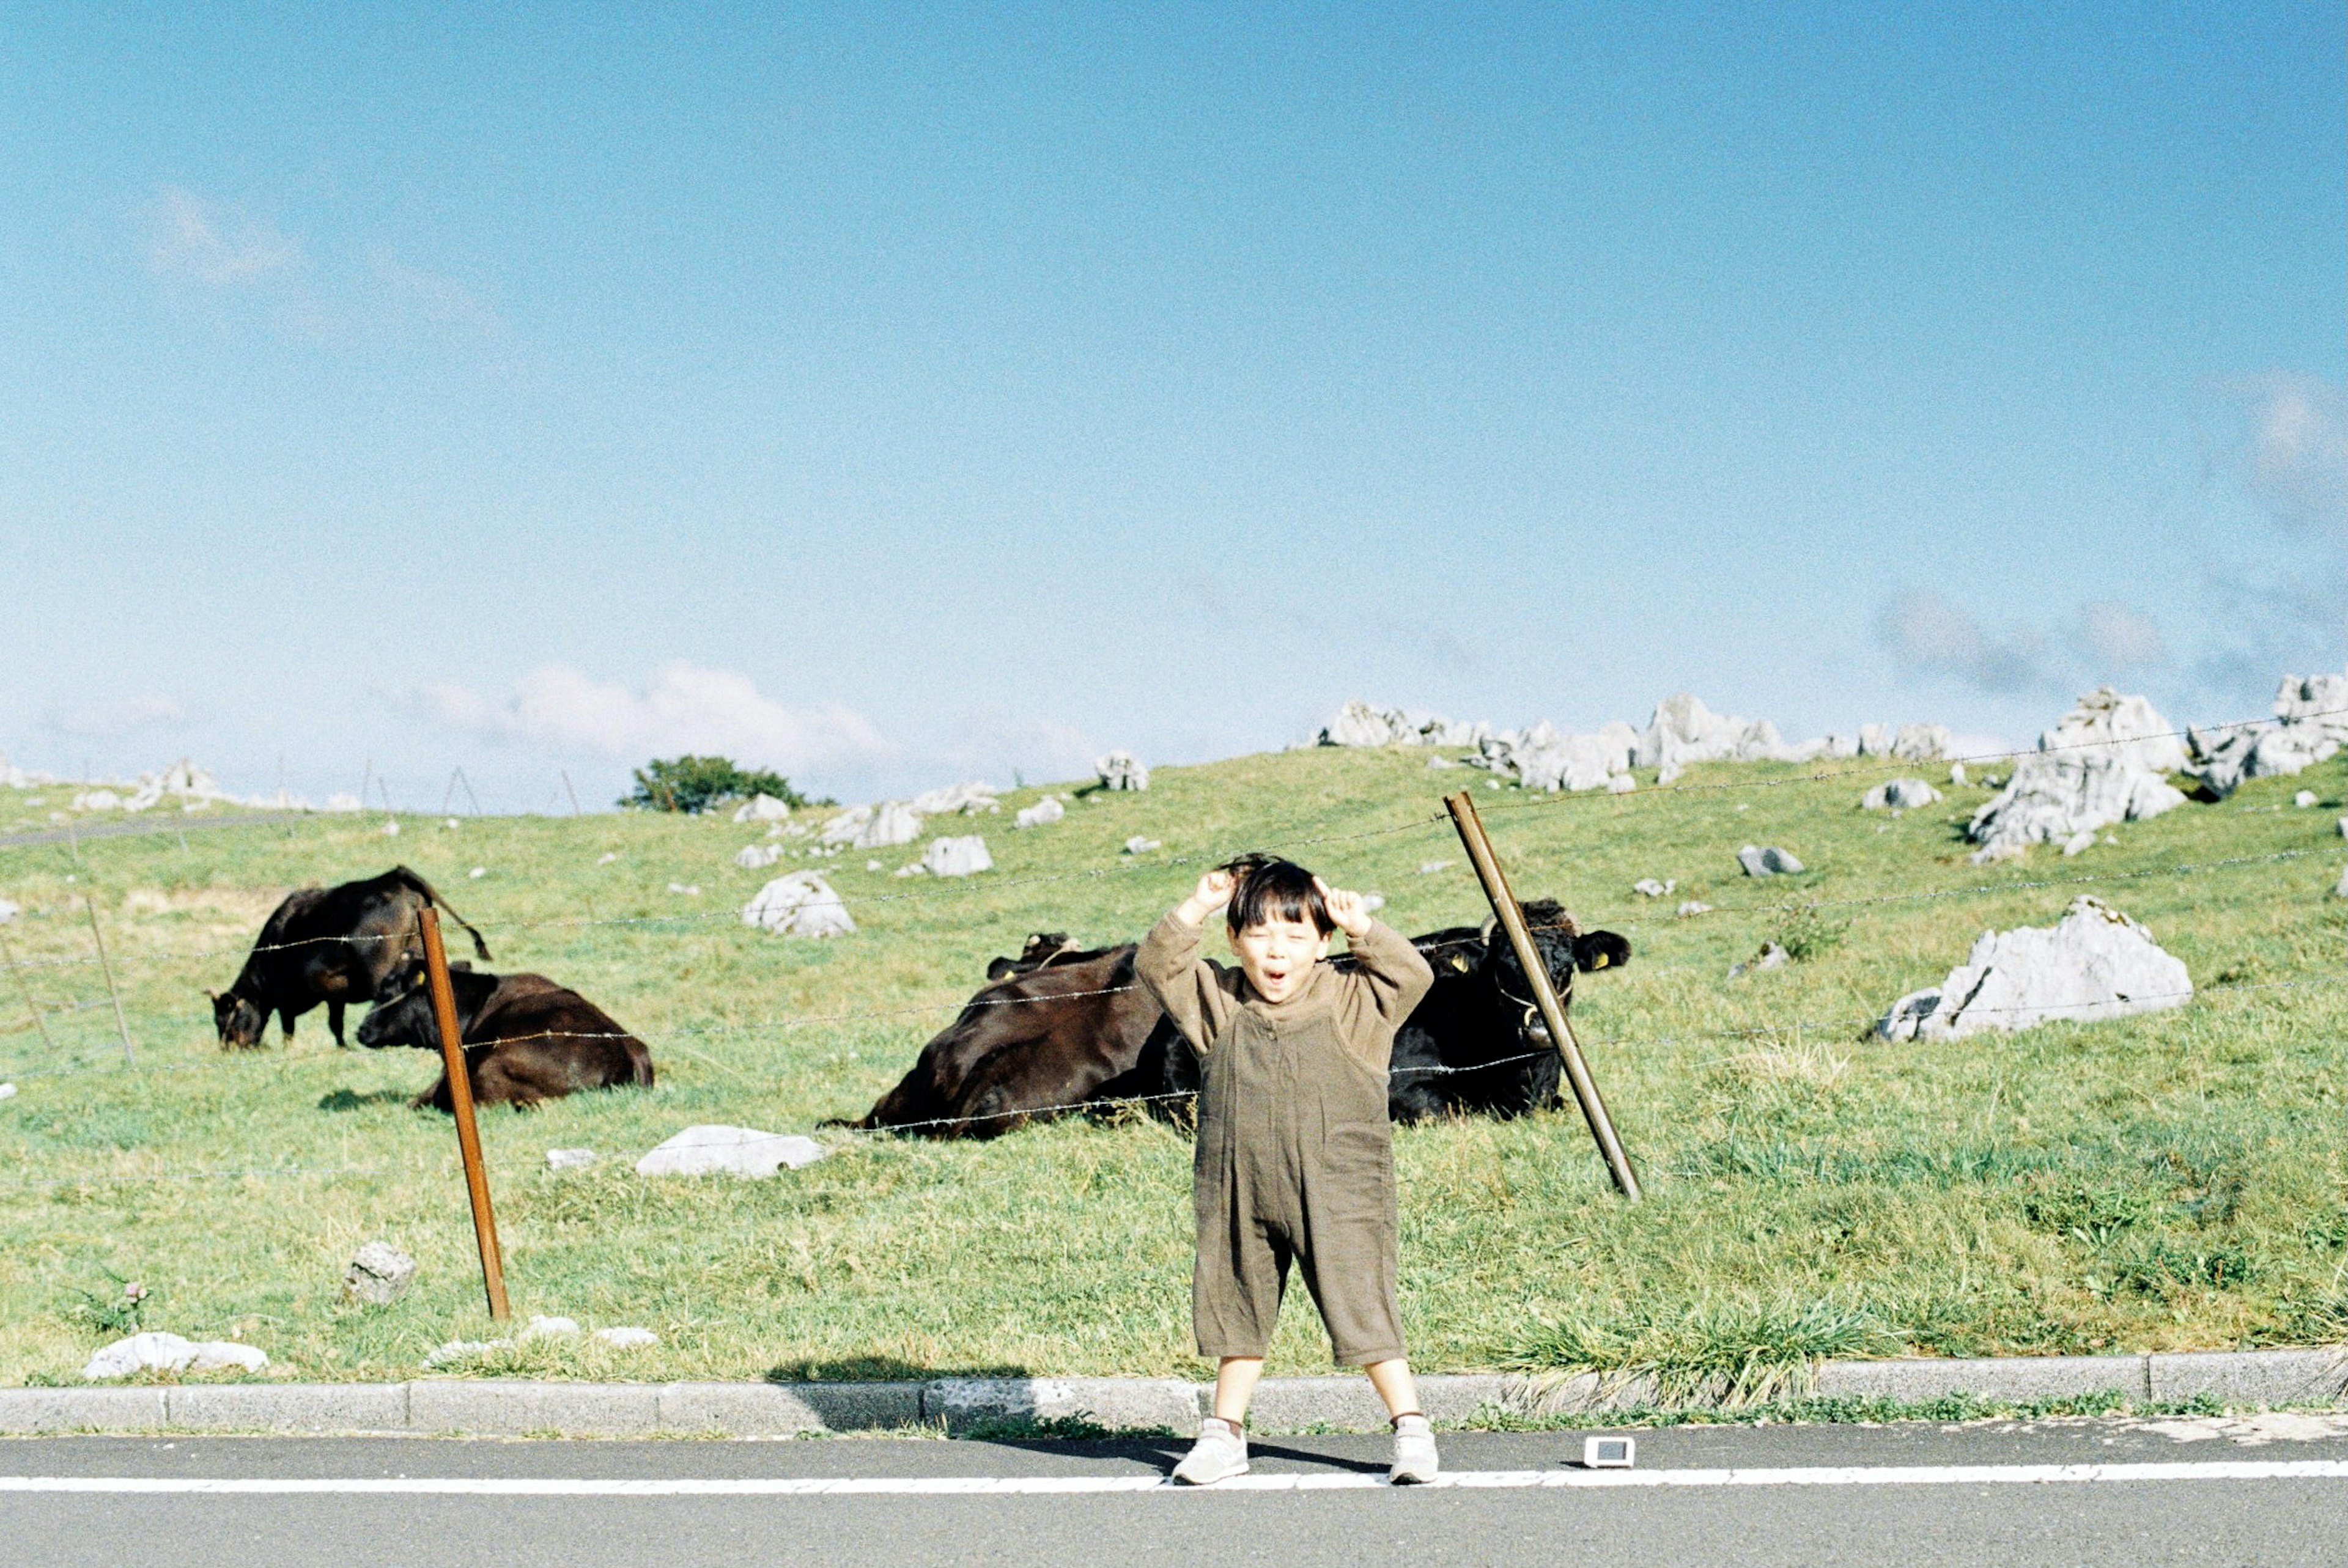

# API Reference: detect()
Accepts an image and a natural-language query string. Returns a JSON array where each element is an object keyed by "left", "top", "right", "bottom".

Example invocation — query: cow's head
[
  {"left": 1481, "top": 900, "right": 1633, "bottom": 1017},
  {"left": 209, "top": 988, "right": 267, "bottom": 1049}
]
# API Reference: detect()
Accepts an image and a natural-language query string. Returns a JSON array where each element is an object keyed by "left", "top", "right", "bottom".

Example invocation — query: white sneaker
[
  {"left": 1172, "top": 1416, "right": 1249, "bottom": 1485},
  {"left": 1389, "top": 1413, "right": 1439, "bottom": 1484}
]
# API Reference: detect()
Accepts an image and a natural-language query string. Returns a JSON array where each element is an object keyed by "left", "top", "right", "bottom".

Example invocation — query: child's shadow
[{"left": 971, "top": 1434, "right": 1386, "bottom": 1478}]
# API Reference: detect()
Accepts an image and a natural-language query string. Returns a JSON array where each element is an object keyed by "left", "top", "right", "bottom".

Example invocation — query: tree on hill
[{"left": 619, "top": 756, "right": 826, "bottom": 814}]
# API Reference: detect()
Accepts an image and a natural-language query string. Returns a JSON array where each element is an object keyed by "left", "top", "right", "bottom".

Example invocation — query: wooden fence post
[
  {"left": 1444, "top": 790, "right": 1642, "bottom": 1201},
  {"left": 84, "top": 896, "right": 134, "bottom": 1064},
  {"left": 419, "top": 905, "right": 511, "bottom": 1320}
]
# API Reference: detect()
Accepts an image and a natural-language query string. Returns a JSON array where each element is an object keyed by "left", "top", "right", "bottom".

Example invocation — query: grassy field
[{"left": 0, "top": 741, "right": 2341, "bottom": 1393}]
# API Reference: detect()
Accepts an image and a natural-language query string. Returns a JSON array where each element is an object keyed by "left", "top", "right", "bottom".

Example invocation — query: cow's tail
[{"left": 388, "top": 865, "right": 493, "bottom": 961}]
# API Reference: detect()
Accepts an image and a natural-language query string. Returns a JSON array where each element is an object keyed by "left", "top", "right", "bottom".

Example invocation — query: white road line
[{"left": 2, "top": 1462, "right": 2346, "bottom": 1496}]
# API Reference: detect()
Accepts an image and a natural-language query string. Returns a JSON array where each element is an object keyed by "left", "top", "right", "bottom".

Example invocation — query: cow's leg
[
  {"left": 280, "top": 1007, "right": 297, "bottom": 1043},
  {"left": 328, "top": 1000, "right": 347, "bottom": 1048}
]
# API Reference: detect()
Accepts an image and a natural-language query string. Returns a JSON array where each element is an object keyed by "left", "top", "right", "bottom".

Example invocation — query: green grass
[{"left": 0, "top": 745, "right": 2341, "bottom": 1391}]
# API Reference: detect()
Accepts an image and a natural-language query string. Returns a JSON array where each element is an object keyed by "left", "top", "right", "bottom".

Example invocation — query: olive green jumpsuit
[{"left": 1137, "top": 912, "right": 1434, "bottom": 1365}]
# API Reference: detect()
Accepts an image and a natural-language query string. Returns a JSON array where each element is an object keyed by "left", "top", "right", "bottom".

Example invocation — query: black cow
[
  {"left": 210, "top": 867, "right": 490, "bottom": 1049},
  {"left": 356, "top": 957, "right": 655, "bottom": 1111}
]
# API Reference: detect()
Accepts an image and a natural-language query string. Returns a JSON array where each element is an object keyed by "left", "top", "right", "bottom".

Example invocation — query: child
[{"left": 1137, "top": 854, "right": 1438, "bottom": 1485}]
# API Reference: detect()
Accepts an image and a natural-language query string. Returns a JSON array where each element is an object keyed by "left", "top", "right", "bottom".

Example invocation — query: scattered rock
[
  {"left": 594, "top": 1326, "right": 659, "bottom": 1349},
  {"left": 2296, "top": 790, "right": 2320, "bottom": 809},
  {"left": 521, "top": 1315, "right": 580, "bottom": 1339},
  {"left": 445, "top": 819, "right": 461, "bottom": 830},
  {"left": 734, "top": 843, "right": 783, "bottom": 869},
  {"left": 1875, "top": 896, "right": 2190, "bottom": 1041},
  {"left": 667, "top": 882, "right": 701, "bottom": 896},
  {"left": 1122, "top": 836, "right": 1162, "bottom": 855},
  {"left": 732, "top": 793, "right": 794, "bottom": 823},
  {"left": 83, "top": 1332, "right": 267, "bottom": 1381},
  {"left": 909, "top": 782, "right": 1000, "bottom": 816},
  {"left": 922, "top": 836, "right": 994, "bottom": 877},
  {"left": 383, "top": 820, "right": 401, "bottom": 836},
  {"left": 1862, "top": 778, "right": 1942, "bottom": 811},
  {"left": 426, "top": 1338, "right": 506, "bottom": 1367},
  {"left": 1014, "top": 797, "right": 1066, "bottom": 830},
  {"left": 1968, "top": 688, "right": 2188, "bottom": 863},
  {"left": 822, "top": 801, "right": 924, "bottom": 850},
  {"left": 1475, "top": 721, "right": 1638, "bottom": 792},
  {"left": 1737, "top": 845, "right": 1804, "bottom": 877},
  {"left": 2185, "top": 674, "right": 2348, "bottom": 798},
  {"left": 1359, "top": 893, "right": 1386, "bottom": 914},
  {"left": 2061, "top": 831, "right": 2097, "bottom": 856},
  {"left": 1631, "top": 878, "right": 1676, "bottom": 897},
  {"left": 0, "top": 898, "right": 15, "bottom": 924},
  {"left": 468, "top": 866, "right": 488, "bottom": 880},
  {"left": 1677, "top": 900, "right": 1713, "bottom": 916},
  {"left": 344, "top": 1242, "right": 417, "bottom": 1306},
  {"left": 1427, "top": 755, "right": 1459, "bottom": 770},
  {"left": 545, "top": 1148, "right": 597, "bottom": 1171},
  {"left": 1948, "top": 762, "right": 1968, "bottom": 787},
  {"left": 1606, "top": 773, "right": 1636, "bottom": 793},
  {"left": 596, "top": 851, "right": 617, "bottom": 864},
  {"left": 741, "top": 872, "right": 855, "bottom": 938},
  {"left": 2338, "top": 864, "right": 2348, "bottom": 900},
  {"left": 636, "top": 1124, "right": 827, "bottom": 1178},
  {"left": 1729, "top": 942, "right": 1790, "bottom": 979},
  {"left": 1317, "top": 701, "right": 1488, "bottom": 749},
  {"left": 0, "top": 1084, "right": 13, "bottom": 1100},
  {"left": 1417, "top": 860, "right": 1453, "bottom": 875},
  {"left": 1096, "top": 751, "right": 1150, "bottom": 791}
]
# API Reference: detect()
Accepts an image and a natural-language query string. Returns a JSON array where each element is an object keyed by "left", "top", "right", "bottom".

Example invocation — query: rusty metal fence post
[
  {"left": 419, "top": 905, "right": 511, "bottom": 1320},
  {"left": 1445, "top": 790, "right": 1642, "bottom": 1201}
]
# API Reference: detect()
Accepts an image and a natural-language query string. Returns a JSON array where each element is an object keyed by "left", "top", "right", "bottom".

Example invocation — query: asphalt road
[{"left": 5, "top": 1415, "right": 2345, "bottom": 1567}]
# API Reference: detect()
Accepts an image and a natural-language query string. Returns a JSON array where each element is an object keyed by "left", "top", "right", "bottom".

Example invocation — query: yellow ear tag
[
  {"left": 1591, "top": 954, "right": 1609, "bottom": 968},
  {"left": 1450, "top": 954, "right": 1471, "bottom": 972}
]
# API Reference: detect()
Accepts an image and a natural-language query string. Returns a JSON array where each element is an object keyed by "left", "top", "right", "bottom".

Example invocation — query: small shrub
[
  {"left": 2113, "top": 1238, "right": 2257, "bottom": 1295},
  {"left": 1773, "top": 907, "right": 1850, "bottom": 962},
  {"left": 619, "top": 756, "right": 824, "bottom": 814},
  {"left": 71, "top": 1272, "right": 151, "bottom": 1336},
  {"left": 2021, "top": 1181, "right": 2158, "bottom": 1247},
  {"left": 1505, "top": 1297, "right": 1900, "bottom": 1407}
]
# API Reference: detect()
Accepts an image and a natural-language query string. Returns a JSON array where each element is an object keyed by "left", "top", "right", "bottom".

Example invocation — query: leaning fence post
[
  {"left": 0, "top": 928, "right": 53, "bottom": 1051},
  {"left": 83, "top": 896, "right": 134, "bottom": 1064},
  {"left": 419, "top": 905, "right": 511, "bottom": 1320},
  {"left": 1444, "top": 790, "right": 1642, "bottom": 1201}
]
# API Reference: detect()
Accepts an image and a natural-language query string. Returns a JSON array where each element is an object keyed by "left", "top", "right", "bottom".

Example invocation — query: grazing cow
[
  {"left": 846, "top": 942, "right": 1180, "bottom": 1139},
  {"left": 356, "top": 958, "right": 655, "bottom": 1111},
  {"left": 851, "top": 902, "right": 1631, "bottom": 1137},
  {"left": 210, "top": 867, "right": 490, "bottom": 1049}
]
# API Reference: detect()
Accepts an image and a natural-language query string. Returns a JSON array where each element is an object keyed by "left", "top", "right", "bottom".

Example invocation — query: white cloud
[
  {"left": 146, "top": 187, "right": 303, "bottom": 287},
  {"left": 45, "top": 697, "right": 190, "bottom": 738},
  {"left": 418, "top": 663, "right": 895, "bottom": 775},
  {"left": 1874, "top": 591, "right": 2054, "bottom": 694},
  {"left": 371, "top": 253, "right": 505, "bottom": 338},
  {"left": 2237, "top": 373, "right": 2347, "bottom": 531},
  {"left": 2072, "top": 602, "right": 2166, "bottom": 670}
]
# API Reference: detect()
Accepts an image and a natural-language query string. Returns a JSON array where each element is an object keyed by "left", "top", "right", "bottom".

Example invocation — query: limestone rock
[
  {"left": 1949, "top": 762, "right": 1968, "bottom": 787},
  {"left": 635, "top": 1124, "right": 827, "bottom": 1178},
  {"left": 344, "top": 1241, "right": 417, "bottom": 1306},
  {"left": 741, "top": 872, "right": 855, "bottom": 938},
  {"left": 921, "top": 836, "right": 994, "bottom": 877},
  {"left": 2295, "top": 790, "right": 2320, "bottom": 809},
  {"left": 545, "top": 1148, "right": 597, "bottom": 1171},
  {"left": 909, "top": 782, "right": 1000, "bottom": 815},
  {"left": 731, "top": 793, "right": 793, "bottom": 823},
  {"left": 1876, "top": 896, "right": 2190, "bottom": 1041},
  {"left": 1095, "top": 752, "right": 1150, "bottom": 791},
  {"left": 2191, "top": 675, "right": 2348, "bottom": 798},
  {"left": 1014, "top": 797, "right": 1065, "bottom": 829},
  {"left": 1863, "top": 778, "right": 1943, "bottom": 811},
  {"left": 1317, "top": 701, "right": 1488, "bottom": 749},
  {"left": 1122, "top": 836, "right": 1162, "bottom": 855},
  {"left": 83, "top": 1331, "right": 267, "bottom": 1380},
  {"left": 1632, "top": 878, "right": 1675, "bottom": 897},
  {"left": 0, "top": 897, "right": 17, "bottom": 924},
  {"left": 1677, "top": 900, "right": 1713, "bottom": 916},
  {"left": 1968, "top": 689, "right": 2188, "bottom": 863},
  {"left": 1729, "top": 942, "right": 1790, "bottom": 979},
  {"left": 1737, "top": 845, "right": 1804, "bottom": 877},
  {"left": 521, "top": 1315, "right": 580, "bottom": 1339},
  {"left": 733, "top": 843, "right": 783, "bottom": 869},
  {"left": 594, "top": 1326, "right": 659, "bottom": 1349}
]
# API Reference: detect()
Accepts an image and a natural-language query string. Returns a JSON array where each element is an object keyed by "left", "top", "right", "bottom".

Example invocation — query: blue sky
[{"left": 1, "top": 2, "right": 2340, "bottom": 809}]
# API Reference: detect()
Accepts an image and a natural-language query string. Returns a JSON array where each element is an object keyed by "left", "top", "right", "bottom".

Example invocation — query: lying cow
[
  {"left": 356, "top": 957, "right": 655, "bottom": 1111},
  {"left": 851, "top": 900, "right": 1628, "bottom": 1137},
  {"left": 845, "top": 943, "right": 1181, "bottom": 1139},
  {"left": 210, "top": 866, "right": 490, "bottom": 1049}
]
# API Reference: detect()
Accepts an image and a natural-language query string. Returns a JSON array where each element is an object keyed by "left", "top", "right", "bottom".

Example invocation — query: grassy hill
[{"left": 0, "top": 742, "right": 2340, "bottom": 1391}]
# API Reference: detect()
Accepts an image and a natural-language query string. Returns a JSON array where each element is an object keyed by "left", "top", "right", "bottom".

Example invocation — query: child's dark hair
[{"left": 1221, "top": 853, "right": 1332, "bottom": 935}]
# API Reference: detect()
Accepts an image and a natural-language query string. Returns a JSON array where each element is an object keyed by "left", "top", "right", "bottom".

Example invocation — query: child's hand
[
  {"left": 1176, "top": 868, "right": 1237, "bottom": 926},
  {"left": 1313, "top": 877, "right": 1375, "bottom": 939}
]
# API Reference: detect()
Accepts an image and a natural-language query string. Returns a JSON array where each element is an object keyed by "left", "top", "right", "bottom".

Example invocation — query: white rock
[
  {"left": 1417, "top": 860, "right": 1453, "bottom": 875},
  {"left": 520, "top": 1315, "right": 580, "bottom": 1339},
  {"left": 1471, "top": 720, "right": 1637, "bottom": 793},
  {"left": 596, "top": 851, "right": 617, "bottom": 864},
  {"left": 1677, "top": 900, "right": 1713, "bottom": 916},
  {"left": 1359, "top": 893, "right": 1386, "bottom": 915},
  {"left": 0, "top": 1083, "right": 14, "bottom": 1100},
  {"left": 594, "top": 1326, "right": 659, "bottom": 1349},
  {"left": 1317, "top": 701, "right": 1488, "bottom": 749},
  {"left": 1947, "top": 762, "right": 1969, "bottom": 787},
  {"left": 667, "top": 882, "right": 701, "bottom": 896},
  {"left": 2187, "top": 674, "right": 2348, "bottom": 798},
  {"left": 635, "top": 1124, "right": 826, "bottom": 1179},
  {"left": 909, "top": 782, "right": 1000, "bottom": 815},
  {"left": 741, "top": 872, "right": 855, "bottom": 938},
  {"left": 2338, "top": 817, "right": 2348, "bottom": 839},
  {"left": 923, "top": 836, "right": 994, "bottom": 877},
  {"left": 383, "top": 820, "right": 401, "bottom": 836},
  {"left": 1014, "top": 797, "right": 1066, "bottom": 829},
  {"left": 2338, "top": 864, "right": 2348, "bottom": 900},
  {"left": 1737, "top": 845, "right": 1804, "bottom": 877},
  {"left": 468, "top": 866, "right": 487, "bottom": 879},
  {"left": 866, "top": 859, "right": 882, "bottom": 870},
  {"left": 0, "top": 897, "right": 16, "bottom": 924},
  {"left": 1862, "top": 778, "right": 1942, "bottom": 811},
  {"left": 2295, "top": 790, "right": 2319, "bottom": 808},
  {"left": 1606, "top": 773, "right": 1636, "bottom": 793},
  {"left": 545, "top": 1148, "right": 597, "bottom": 1171},
  {"left": 425, "top": 1338, "right": 511, "bottom": 1367},
  {"left": 1876, "top": 896, "right": 2190, "bottom": 1042},
  {"left": 1730, "top": 942, "right": 1790, "bottom": 979},
  {"left": 2061, "top": 831, "right": 2096, "bottom": 856},
  {"left": 1427, "top": 754, "right": 1458, "bottom": 770},
  {"left": 1122, "top": 836, "right": 1162, "bottom": 855},
  {"left": 83, "top": 1331, "right": 267, "bottom": 1380},
  {"left": 734, "top": 843, "right": 783, "bottom": 869},
  {"left": 1096, "top": 751, "right": 1150, "bottom": 791},
  {"left": 1968, "top": 688, "right": 2188, "bottom": 863},
  {"left": 732, "top": 793, "right": 794, "bottom": 823},
  {"left": 1631, "top": 878, "right": 1675, "bottom": 897},
  {"left": 344, "top": 1241, "right": 418, "bottom": 1306}
]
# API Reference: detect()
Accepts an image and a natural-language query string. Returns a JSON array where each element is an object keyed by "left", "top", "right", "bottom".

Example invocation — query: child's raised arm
[
  {"left": 1137, "top": 870, "right": 1240, "bottom": 1052},
  {"left": 1315, "top": 876, "right": 1434, "bottom": 1055}
]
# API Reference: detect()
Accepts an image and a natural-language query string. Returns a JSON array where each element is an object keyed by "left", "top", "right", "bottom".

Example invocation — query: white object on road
[
  {"left": 1584, "top": 1436, "right": 1636, "bottom": 1469},
  {"left": 635, "top": 1124, "right": 827, "bottom": 1178}
]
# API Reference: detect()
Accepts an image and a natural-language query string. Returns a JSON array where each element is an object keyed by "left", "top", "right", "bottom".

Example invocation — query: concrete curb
[{"left": 2, "top": 1350, "right": 2341, "bottom": 1438}]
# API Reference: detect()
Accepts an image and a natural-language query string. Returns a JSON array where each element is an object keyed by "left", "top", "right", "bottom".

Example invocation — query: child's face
[{"left": 1230, "top": 915, "right": 1331, "bottom": 1003}]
